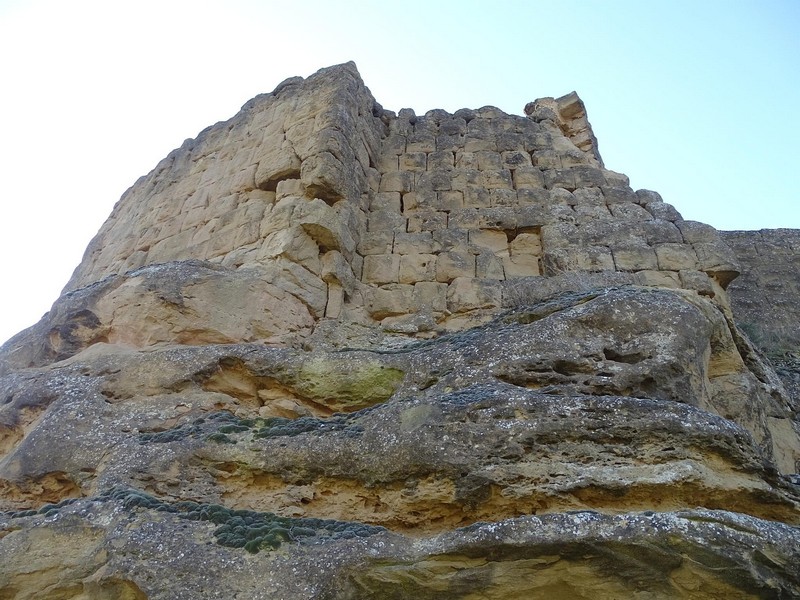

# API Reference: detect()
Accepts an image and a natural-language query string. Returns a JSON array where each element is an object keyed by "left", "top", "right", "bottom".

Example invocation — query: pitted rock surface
[{"left": 1, "top": 63, "right": 798, "bottom": 598}]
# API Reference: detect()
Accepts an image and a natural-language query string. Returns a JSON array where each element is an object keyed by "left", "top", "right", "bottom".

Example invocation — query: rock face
[{"left": 1, "top": 63, "right": 798, "bottom": 598}]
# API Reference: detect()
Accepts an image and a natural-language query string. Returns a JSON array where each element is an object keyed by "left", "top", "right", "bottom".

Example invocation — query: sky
[{"left": 0, "top": 0, "right": 798, "bottom": 345}]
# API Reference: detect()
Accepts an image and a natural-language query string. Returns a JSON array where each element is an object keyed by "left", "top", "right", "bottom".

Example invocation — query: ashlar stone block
[
  {"left": 400, "top": 152, "right": 427, "bottom": 172},
  {"left": 358, "top": 231, "right": 394, "bottom": 255},
  {"left": 512, "top": 167, "right": 545, "bottom": 189},
  {"left": 406, "top": 209, "right": 447, "bottom": 233},
  {"left": 482, "top": 170, "right": 513, "bottom": 190},
  {"left": 654, "top": 243, "right": 698, "bottom": 271},
  {"left": 370, "top": 192, "right": 402, "bottom": 212},
  {"left": 612, "top": 246, "right": 659, "bottom": 271},
  {"left": 476, "top": 252, "right": 506, "bottom": 279},
  {"left": 436, "top": 251, "right": 476, "bottom": 282},
  {"left": 366, "top": 284, "right": 415, "bottom": 319},
  {"left": 502, "top": 254, "right": 541, "bottom": 278},
  {"left": 379, "top": 171, "right": 414, "bottom": 193},
  {"left": 469, "top": 229, "right": 508, "bottom": 255},
  {"left": 399, "top": 253, "right": 437, "bottom": 283},
  {"left": 447, "top": 277, "right": 502, "bottom": 312},
  {"left": 393, "top": 231, "right": 435, "bottom": 255},
  {"left": 413, "top": 281, "right": 447, "bottom": 313},
  {"left": 362, "top": 254, "right": 400, "bottom": 284}
]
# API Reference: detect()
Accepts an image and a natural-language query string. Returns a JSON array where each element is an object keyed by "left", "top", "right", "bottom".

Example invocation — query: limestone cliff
[{"left": 1, "top": 63, "right": 798, "bottom": 599}]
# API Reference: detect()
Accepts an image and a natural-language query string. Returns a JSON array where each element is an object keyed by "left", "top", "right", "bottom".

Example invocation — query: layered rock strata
[{"left": 1, "top": 63, "right": 798, "bottom": 598}]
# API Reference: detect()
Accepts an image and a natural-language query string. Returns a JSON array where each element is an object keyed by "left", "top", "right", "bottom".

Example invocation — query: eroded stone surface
[{"left": 1, "top": 63, "right": 798, "bottom": 598}]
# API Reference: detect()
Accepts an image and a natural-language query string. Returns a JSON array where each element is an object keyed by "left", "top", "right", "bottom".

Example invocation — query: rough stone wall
[
  {"left": 58, "top": 62, "right": 740, "bottom": 347},
  {"left": 1, "top": 63, "right": 800, "bottom": 600},
  {"left": 723, "top": 229, "right": 800, "bottom": 350}
]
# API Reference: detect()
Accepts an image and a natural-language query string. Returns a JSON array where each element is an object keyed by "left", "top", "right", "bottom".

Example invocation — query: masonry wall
[{"left": 60, "top": 63, "right": 742, "bottom": 340}]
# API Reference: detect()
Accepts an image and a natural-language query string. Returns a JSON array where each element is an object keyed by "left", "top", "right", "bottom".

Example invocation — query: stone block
[
  {"left": 502, "top": 254, "right": 541, "bottom": 278},
  {"left": 433, "top": 229, "right": 469, "bottom": 253},
  {"left": 406, "top": 209, "right": 448, "bottom": 233},
  {"left": 365, "top": 284, "right": 415, "bottom": 319},
  {"left": 510, "top": 232, "right": 542, "bottom": 256},
  {"left": 612, "top": 246, "right": 659, "bottom": 271},
  {"left": 402, "top": 189, "right": 437, "bottom": 211},
  {"left": 678, "top": 220, "right": 718, "bottom": 244},
  {"left": 476, "top": 151, "right": 502, "bottom": 171},
  {"left": 257, "top": 226, "right": 320, "bottom": 270},
  {"left": 693, "top": 241, "right": 741, "bottom": 286},
  {"left": 379, "top": 171, "right": 415, "bottom": 193},
  {"left": 376, "top": 153, "right": 399, "bottom": 172},
  {"left": 489, "top": 188, "right": 517, "bottom": 206},
  {"left": 502, "top": 151, "right": 532, "bottom": 169},
  {"left": 635, "top": 270, "right": 681, "bottom": 288},
  {"left": 399, "top": 253, "right": 437, "bottom": 283},
  {"left": 543, "top": 245, "right": 615, "bottom": 274},
  {"left": 482, "top": 170, "right": 513, "bottom": 189},
  {"left": 275, "top": 178, "right": 304, "bottom": 200},
  {"left": 435, "top": 134, "right": 463, "bottom": 152},
  {"left": 572, "top": 188, "right": 605, "bottom": 205},
  {"left": 476, "top": 252, "right": 506, "bottom": 279},
  {"left": 497, "top": 132, "right": 525, "bottom": 152},
  {"left": 516, "top": 188, "right": 550, "bottom": 205},
  {"left": 512, "top": 167, "right": 545, "bottom": 189},
  {"left": 455, "top": 152, "right": 477, "bottom": 169},
  {"left": 642, "top": 220, "right": 683, "bottom": 244},
  {"left": 297, "top": 198, "right": 356, "bottom": 255},
  {"left": 543, "top": 168, "right": 576, "bottom": 190},
  {"left": 383, "top": 134, "right": 407, "bottom": 156},
  {"left": 447, "top": 277, "right": 502, "bottom": 312},
  {"left": 463, "top": 186, "right": 491, "bottom": 208},
  {"left": 413, "top": 281, "right": 447, "bottom": 313},
  {"left": 448, "top": 208, "right": 480, "bottom": 230},
  {"left": 464, "top": 136, "right": 496, "bottom": 152},
  {"left": 262, "top": 257, "right": 328, "bottom": 318},
  {"left": 362, "top": 254, "right": 400, "bottom": 284},
  {"left": 393, "top": 232, "right": 435, "bottom": 254},
  {"left": 300, "top": 151, "right": 352, "bottom": 203},
  {"left": 400, "top": 152, "right": 427, "bottom": 171},
  {"left": 679, "top": 269, "right": 716, "bottom": 296},
  {"left": 654, "top": 243, "right": 698, "bottom": 271},
  {"left": 406, "top": 131, "right": 436, "bottom": 153},
  {"left": 370, "top": 192, "right": 402, "bottom": 212},
  {"left": 436, "top": 251, "right": 476, "bottom": 282},
  {"left": 437, "top": 190, "right": 464, "bottom": 211},
  {"left": 358, "top": 231, "right": 394, "bottom": 255},
  {"left": 477, "top": 207, "right": 517, "bottom": 230},
  {"left": 325, "top": 282, "right": 345, "bottom": 318},
  {"left": 635, "top": 189, "right": 663, "bottom": 205},
  {"left": 610, "top": 202, "right": 653, "bottom": 221},
  {"left": 574, "top": 204, "right": 611, "bottom": 219},
  {"left": 416, "top": 170, "right": 452, "bottom": 192},
  {"left": 321, "top": 250, "right": 357, "bottom": 294},
  {"left": 428, "top": 150, "right": 455, "bottom": 170},
  {"left": 368, "top": 210, "right": 407, "bottom": 232},
  {"left": 469, "top": 229, "right": 508, "bottom": 254},
  {"left": 646, "top": 201, "right": 683, "bottom": 221},
  {"left": 532, "top": 149, "right": 563, "bottom": 169},
  {"left": 451, "top": 168, "right": 482, "bottom": 190}
]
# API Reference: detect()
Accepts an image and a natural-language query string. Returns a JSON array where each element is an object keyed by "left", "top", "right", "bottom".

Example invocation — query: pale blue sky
[{"left": 0, "top": 0, "right": 798, "bottom": 344}]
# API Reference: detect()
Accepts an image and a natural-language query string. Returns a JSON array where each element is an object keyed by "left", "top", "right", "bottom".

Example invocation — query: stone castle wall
[{"left": 51, "top": 62, "right": 741, "bottom": 348}]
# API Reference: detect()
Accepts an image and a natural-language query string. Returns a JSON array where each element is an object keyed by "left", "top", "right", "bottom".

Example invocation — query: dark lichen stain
[{"left": 97, "top": 487, "right": 384, "bottom": 553}]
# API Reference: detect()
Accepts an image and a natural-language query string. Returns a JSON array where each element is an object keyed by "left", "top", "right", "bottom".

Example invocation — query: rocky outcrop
[{"left": 1, "top": 63, "right": 798, "bottom": 598}]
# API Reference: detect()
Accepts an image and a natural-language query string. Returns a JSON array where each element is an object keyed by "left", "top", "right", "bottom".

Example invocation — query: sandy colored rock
[{"left": 1, "top": 63, "right": 798, "bottom": 599}]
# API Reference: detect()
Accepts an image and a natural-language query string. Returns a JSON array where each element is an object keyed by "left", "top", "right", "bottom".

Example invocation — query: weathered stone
[
  {"left": 1, "top": 62, "right": 798, "bottom": 600},
  {"left": 362, "top": 254, "right": 400, "bottom": 285},
  {"left": 436, "top": 251, "right": 476, "bottom": 282}
]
